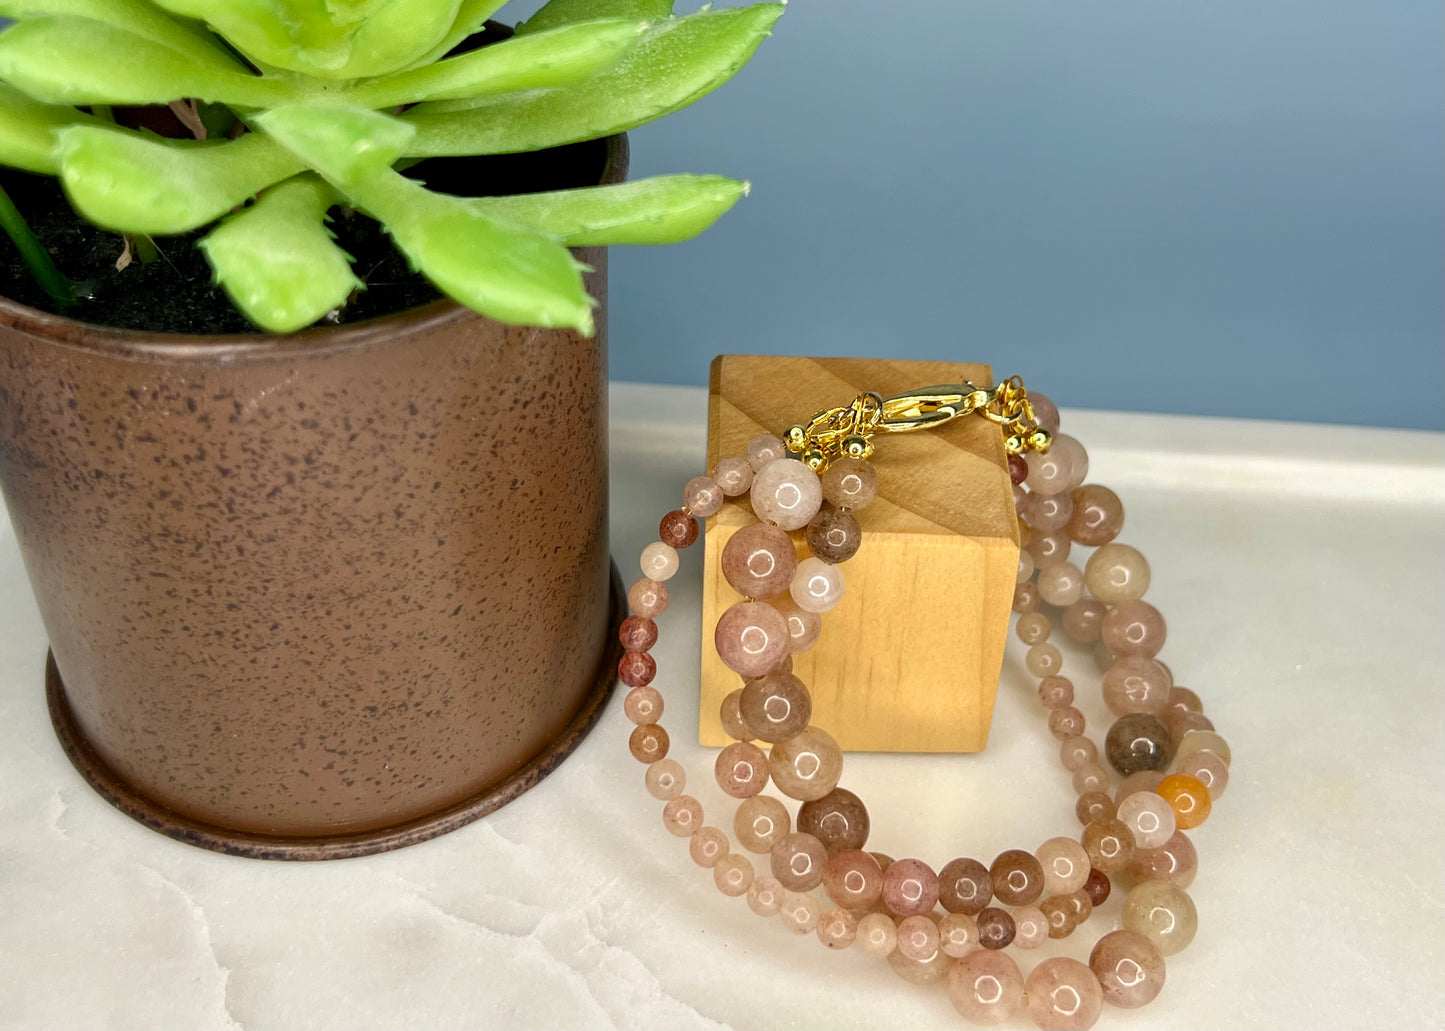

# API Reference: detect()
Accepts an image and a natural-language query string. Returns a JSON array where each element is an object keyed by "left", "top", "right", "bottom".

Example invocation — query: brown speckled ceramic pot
[{"left": 0, "top": 135, "right": 627, "bottom": 859}]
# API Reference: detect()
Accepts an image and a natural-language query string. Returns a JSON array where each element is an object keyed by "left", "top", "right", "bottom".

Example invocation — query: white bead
[
  {"left": 640, "top": 541, "right": 679, "bottom": 581},
  {"left": 750, "top": 458, "right": 823, "bottom": 531},
  {"left": 790, "top": 557, "right": 845, "bottom": 613},
  {"left": 1116, "top": 790, "right": 1177, "bottom": 850}
]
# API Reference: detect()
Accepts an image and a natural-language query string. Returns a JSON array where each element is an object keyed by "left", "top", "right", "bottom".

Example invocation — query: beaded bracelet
[{"left": 617, "top": 380, "right": 1231, "bottom": 1030}]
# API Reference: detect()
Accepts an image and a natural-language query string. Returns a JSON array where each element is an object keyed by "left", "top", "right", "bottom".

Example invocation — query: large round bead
[
  {"left": 797, "top": 787, "right": 870, "bottom": 853},
  {"left": 1024, "top": 957, "right": 1103, "bottom": 1030},
  {"left": 739, "top": 671, "right": 813, "bottom": 743},
  {"left": 1105, "top": 713, "right": 1175, "bottom": 775},
  {"left": 790, "top": 557, "right": 845, "bottom": 613},
  {"left": 767, "top": 726, "right": 843, "bottom": 801},
  {"left": 1090, "top": 929, "right": 1166, "bottom": 1008},
  {"left": 948, "top": 949, "right": 1024, "bottom": 1024},
  {"left": 714, "top": 601, "right": 790, "bottom": 678},
  {"left": 721, "top": 522, "right": 798, "bottom": 599},
  {"left": 750, "top": 458, "right": 823, "bottom": 530}
]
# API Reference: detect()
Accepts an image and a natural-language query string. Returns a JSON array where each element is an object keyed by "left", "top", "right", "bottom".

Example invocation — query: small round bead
[
  {"left": 1091, "top": 929, "right": 1166, "bottom": 1008},
  {"left": 816, "top": 906, "right": 858, "bottom": 949},
  {"left": 855, "top": 912, "right": 898, "bottom": 957},
  {"left": 712, "top": 852, "right": 754, "bottom": 896},
  {"left": 789, "top": 556, "right": 845, "bottom": 613},
  {"left": 1013, "top": 581, "right": 1042, "bottom": 614},
  {"left": 1083, "top": 868, "right": 1112, "bottom": 907},
  {"left": 1084, "top": 543, "right": 1151, "bottom": 603},
  {"left": 1093, "top": 641, "right": 1116, "bottom": 673},
  {"left": 1052, "top": 435, "right": 1089, "bottom": 491},
  {"left": 882, "top": 857, "right": 941, "bottom": 917},
  {"left": 719, "top": 688, "right": 752, "bottom": 741},
  {"left": 1114, "top": 770, "right": 1167, "bottom": 805},
  {"left": 618, "top": 615, "right": 659, "bottom": 653},
  {"left": 1176, "top": 729, "right": 1233, "bottom": 767},
  {"left": 751, "top": 458, "right": 823, "bottom": 530},
  {"left": 778, "top": 890, "right": 822, "bottom": 934},
  {"left": 821, "top": 457, "right": 878, "bottom": 510},
  {"left": 1070, "top": 762, "right": 1109, "bottom": 795},
  {"left": 1029, "top": 392, "right": 1061, "bottom": 434},
  {"left": 1081, "top": 818, "right": 1136, "bottom": 874},
  {"left": 888, "top": 947, "right": 949, "bottom": 985},
  {"left": 628, "top": 723, "right": 669, "bottom": 763},
  {"left": 746, "top": 875, "right": 785, "bottom": 916},
  {"left": 1105, "top": 713, "right": 1175, "bottom": 775},
  {"left": 770, "top": 831, "right": 829, "bottom": 891},
  {"left": 1059, "top": 736, "right": 1098, "bottom": 772},
  {"left": 1016, "top": 612, "right": 1051, "bottom": 645},
  {"left": 990, "top": 849, "right": 1045, "bottom": 907},
  {"left": 1008, "top": 452, "right": 1029, "bottom": 485},
  {"left": 895, "top": 914, "right": 941, "bottom": 961},
  {"left": 715, "top": 600, "right": 791, "bottom": 678},
  {"left": 1038, "top": 675, "right": 1074, "bottom": 709},
  {"left": 797, "top": 787, "right": 870, "bottom": 854},
  {"left": 949, "top": 948, "right": 1024, "bottom": 1024},
  {"left": 644, "top": 758, "right": 685, "bottom": 800},
  {"left": 1166, "top": 684, "right": 1204, "bottom": 716},
  {"left": 688, "top": 826, "right": 729, "bottom": 868},
  {"left": 1117, "top": 791, "right": 1178, "bottom": 849},
  {"left": 721, "top": 522, "right": 797, "bottom": 599},
  {"left": 639, "top": 540, "right": 680, "bottom": 581},
  {"left": 1030, "top": 530, "right": 1073, "bottom": 568},
  {"left": 1025, "top": 957, "right": 1103, "bottom": 1031},
  {"left": 1029, "top": 490, "right": 1075, "bottom": 534},
  {"left": 683, "top": 475, "right": 725, "bottom": 517},
  {"left": 627, "top": 577, "right": 669, "bottom": 618},
  {"left": 1012, "top": 905, "right": 1048, "bottom": 949},
  {"left": 746, "top": 433, "right": 786, "bottom": 471},
  {"left": 1102, "top": 599, "right": 1167, "bottom": 658},
  {"left": 938, "top": 912, "right": 980, "bottom": 957},
  {"left": 1067, "top": 484, "right": 1125, "bottom": 546},
  {"left": 1027, "top": 642, "right": 1063, "bottom": 677},
  {"left": 976, "top": 906, "right": 1016, "bottom": 949},
  {"left": 1102, "top": 656, "right": 1172, "bottom": 717},
  {"left": 658, "top": 508, "right": 698, "bottom": 550},
  {"left": 1176, "top": 749, "right": 1229, "bottom": 799},
  {"left": 1024, "top": 444, "right": 1077, "bottom": 497},
  {"left": 1122, "top": 880, "right": 1198, "bottom": 956},
  {"left": 806, "top": 504, "right": 862, "bottom": 563},
  {"left": 1168, "top": 708, "right": 1216, "bottom": 742},
  {"left": 1039, "top": 894, "right": 1079, "bottom": 940},
  {"left": 1061, "top": 598, "right": 1108, "bottom": 643},
  {"left": 662, "top": 794, "right": 702, "bottom": 837},
  {"left": 767, "top": 725, "right": 844, "bottom": 801},
  {"left": 623, "top": 685, "right": 663, "bottom": 725},
  {"left": 1156, "top": 773, "right": 1212, "bottom": 828},
  {"left": 823, "top": 848, "right": 884, "bottom": 910},
  {"left": 1129, "top": 829, "right": 1199, "bottom": 887},
  {"left": 1037, "top": 837, "right": 1091, "bottom": 895},
  {"left": 1075, "top": 791, "right": 1115, "bottom": 825},
  {"left": 712, "top": 455, "right": 754, "bottom": 496},
  {"left": 734, "top": 794, "right": 791, "bottom": 853},
  {"left": 1016, "top": 548, "right": 1036, "bottom": 585},
  {"left": 1037, "top": 561, "right": 1085, "bottom": 607},
  {"left": 618, "top": 651, "right": 656, "bottom": 687},
  {"left": 739, "top": 671, "right": 813, "bottom": 743},
  {"left": 1048, "top": 706, "right": 1085, "bottom": 740},
  {"left": 714, "top": 741, "right": 769, "bottom": 798},
  {"left": 771, "top": 595, "right": 822, "bottom": 653},
  {"left": 938, "top": 856, "right": 993, "bottom": 915}
]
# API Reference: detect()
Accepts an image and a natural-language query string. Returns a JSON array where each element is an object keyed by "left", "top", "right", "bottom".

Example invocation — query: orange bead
[{"left": 1156, "top": 773, "right": 1212, "bottom": 828}]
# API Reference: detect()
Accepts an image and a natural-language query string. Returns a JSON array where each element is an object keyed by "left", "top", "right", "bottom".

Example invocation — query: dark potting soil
[{"left": 0, "top": 137, "right": 607, "bottom": 336}]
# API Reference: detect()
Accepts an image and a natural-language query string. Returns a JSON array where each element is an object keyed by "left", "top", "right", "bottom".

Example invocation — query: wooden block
[{"left": 699, "top": 355, "right": 1020, "bottom": 753}]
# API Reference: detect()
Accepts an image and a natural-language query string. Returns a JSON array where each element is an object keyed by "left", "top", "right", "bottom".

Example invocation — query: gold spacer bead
[
  {"left": 784, "top": 424, "right": 808, "bottom": 454},
  {"left": 1029, "top": 428, "right": 1052, "bottom": 452},
  {"left": 842, "top": 435, "right": 870, "bottom": 460},
  {"left": 803, "top": 448, "right": 828, "bottom": 472}
]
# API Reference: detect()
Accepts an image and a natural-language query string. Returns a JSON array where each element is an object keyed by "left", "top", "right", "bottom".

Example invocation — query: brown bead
[
  {"left": 1168, "top": 708, "right": 1215, "bottom": 742},
  {"left": 938, "top": 857, "right": 993, "bottom": 915},
  {"left": 1075, "top": 791, "right": 1116, "bottom": 825},
  {"left": 618, "top": 650, "right": 656, "bottom": 687},
  {"left": 1038, "top": 894, "right": 1078, "bottom": 939},
  {"left": 1012, "top": 581, "right": 1041, "bottom": 613},
  {"left": 721, "top": 522, "right": 797, "bottom": 599},
  {"left": 719, "top": 688, "right": 751, "bottom": 741},
  {"left": 1048, "top": 706, "right": 1086, "bottom": 740},
  {"left": 1105, "top": 713, "right": 1175, "bottom": 775},
  {"left": 1083, "top": 867, "right": 1112, "bottom": 907},
  {"left": 990, "top": 849, "right": 1045, "bottom": 907},
  {"left": 976, "top": 906, "right": 1016, "bottom": 949},
  {"left": 805, "top": 503, "right": 862, "bottom": 564},
  {"left": 1082, "top": 817, "right": 1137, "bottom": 873},
  {"left": 658, "top": 508, "right": 699, "bottom": 549},
  {"left": 738, "top": 671, "right": 813, "bottom": 743},
  {"left": 770, "top": 831, "right": 828, "bottom": 891},
  {"left": 823, "top": 848, "right": 884, "bottom": 910},
  {"left": 1067, "top": 484, "right": 1125, "bottom": 545},
  {"left": 714, "top": 741, "right": 769, "bottom": 798},
  {"left": 1008, "top": 453, "right": 1029, "bottom": 485},
  {"left": 715, "top": 601, "right": 790, "bottom": 679},
  {"left": 797, "top": 787, "right": 870, "bottom": 854},
  {"left": 618, "top": 615, "right": 658, "bottom": 652},
  {"left": 881, "top": 857, "right": 940, "bottom": 917},
  {"left": 628, "top": 723, "right": 669, "bottom": 763}
]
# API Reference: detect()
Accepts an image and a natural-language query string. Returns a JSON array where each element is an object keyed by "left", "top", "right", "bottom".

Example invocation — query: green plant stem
[{"left": 0, "top": 182, "right": 74, "bottom": 310}]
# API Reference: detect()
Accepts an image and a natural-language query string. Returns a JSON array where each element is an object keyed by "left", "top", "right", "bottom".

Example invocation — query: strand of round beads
[{"left": 618, "top": 388, "right": 1231, "bottom": 1030}]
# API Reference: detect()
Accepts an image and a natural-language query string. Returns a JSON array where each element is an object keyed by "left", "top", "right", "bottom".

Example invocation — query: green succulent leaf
[
  {"left": 403, "top": 3, "right": 783, "bottom": 156},
  {"left": 517, "top": 0, "right": 673, "bottom": 36},
  {"left": 326, "top": 0, "right": 463, "bottom": 78},
  {"left": 400, "top": 0, "right": 509, "bottom": 69},
  {"left": 0, "top": 0, "right": 242, "bottom": 70},
  {"left": 255, "top": 104, "right": 415, "bottom": 186},
  {"left": 0, "top": 81, "right": 102, "bottom": 173},
  {"left": 472, "top": 174, "right": 748, "bottom": 246},
  {"left": 347, "top": 18, "right": 645, "bottom": 108},
  {"left": 0, "top": 16, "right": 288, "bottom": 106},
  {"left": 199, "top": 174, "right": 360, "bottom": 333},
  {"left": 56, "top": 126, "right": 306, "bottom": 235}
]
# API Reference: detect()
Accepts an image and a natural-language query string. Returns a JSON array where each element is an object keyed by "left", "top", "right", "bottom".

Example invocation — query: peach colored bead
[
  {"left": 1016, "top": 548, "right": 1036, "bottom": 584},
  {"left": 816, "top": 906, "right": 858, "bottom": 949},
  {"left": 683, "top": 475, "right": 725, "bottom": 517},
  {"left": 721, "top": 522, "right": 797, "bottom": 599},
  {"left": 1166, "top": 684, "right": 1204, "bottom": 716},
  {"left": 856, "top": 912, "right": 898, "bottom": 957},
  {"left": 714, "top": 741, "right": 769, "bottom": 798},
  {"left": 1129, "top": 829, "right": 1198, "bottom": 888},
  {"left": 789, "top": 556, "right": 845, "bottom": 613},
  {"left": 1013, "top": 581, "right": 1042, "bottom": 613},
  {"left": 662, "top": 794, "right": 702, "bottom": 837},
  {"left": 715, "top": 600, "right": 791, "bottom": 678},
  {"left": 820, "top": 457, "right": 878, "bottom": 510},
  {"left": 711, "top": 455, "right": 754, "bottom": 496},
  {"left": 1117, "top": 790, "right": 1177, "bottom": 849},
  {"left": 712, "top": 852, "right": 754, "bottom": 897},
  {"left": 778, "top": 890, "right": 822, "bottom": 934},
  {"left": 688, "top": 826, "right": 729, "bottom": 868},
  {"left": 1037, "top": 561, "right": 1085, "bottom": 607},
  {"left": 1052, "top": 434, "right": 1090, "bottom": 492},
  {"left": 1029, "top": 392, "right": 1061, "bottom": 433},
  {"left": 1156, "top": 773, "right": 1212, "bottom": 828},
  {"left": 1036, "top": 836, "right": 1091, "bottom": 895},
  {"left": 644, "top": 758, "right": 685, "bottom": 800},
  {"left": 895, "top": 915, "right": 940, "bottom": 962},
  {"left": 938, "top": 912, "right": 980, "bottom": 957},
  {"left": 1090, "top": 929, "right": 1166, "bottom": 1009},
  {"left": 1081, "top": 817, "right": 1136, "bottom": 874},
  {"left": 772, "top": 595, "right": 822, "bottom": 653},
  {"left": 1176, "top": 729, "right": 1232, "bottom": 767},
  {"left": 1058, "top": 738, "right": 1097, "bottom": 775},
  {"left": 751, "top": 458, "right": 823, "bottom": 530},
  {"left": 1027, "top": 642, "right": 1063, "bottom": 677},
  {"left": 1122, "top": 880, "right": 1198, "bottom": 956},
  {"left": 746, "top": 433, "right": 786, "bottom": 472},
  {"left": 734, "top": 794, "right": 790, "bottom": 853},
  {"left": 1114, "top": 770, "right": 1166, "bottom": 805},
  {"left": 628, "top": 723, "right": 669, "bottom": 763},
  {"left": 1102, "top": 599, "right": 1167, "bottom": 658},
  {"left": 1075, "top": 791, "right": 1115, "bottom": 825},
  {"left": 767, "top": 725, "right": 843, "bottom": 801},
  {"left": 1102, "top": 656, "right": 1172, "bottom": 717},
  {"left": 770, "top": 831, "right": 828, "bottom": 891},
  {"left": 1029, "top": 529, "right": 1072, "bottom": 568},
  {"left": 739, "top": 671, "right": 812, "bottom": 742},
  {"left": 823, "top": 848, "right": 884, "bottom": 910},
  {"left": 1024, "top": 956, "right": 1104, "bottom": 1031},
  {"left": 1016, "top": 612, "right": 1051, "bottom": 645},
  {"left": 639, "top": 540, "right": 680, "bottom": 581},
  {"left": 1024, "top": 443, "right": 1076, "bottom": 497},
  {"left": 1049, "top": 706, "right": 1085, "bottom": 740},
  {"left": 1085, "top": 542, "right": 1151, "bottom": 603},
  {"left": 745, "top": 875, "right": 785, "bottom": 916},
  {"left": 948, "top": 949, "right": 1025, "bottom": 1024},
  {"left": 623, "top": 686, "right": 663, "bottom": 725},
  {"left": 1070, "top": 762, "right": 1109, "bottom": 795},
  {"left": 1176, "top": 749, "right": 1229, "bottom": 798},
  {"left": 1093, "top": 640, "right": 1115, "bottom": 673},
  {"left": 882, "top": 857, "right": 940, "bottom": 917},
  {"left": 1028, "top": 490, "right": 1074, "bottom": 532},
  {"left": 1168, "top": 708, "right": 1216, "bottom": 741},
  {"left": 1062, "top": 597, "right": 1108, "bottom": 643},
  {"left": 719, "top": 688, "right": 752, "bottom": 741},
  {"left": 627, "top": 577, "right": 669, "bottom": 618},
  {"left": 1012, "top": 905, "right": 1049, "bottom": 949},
  {"left": 1067, "top": 484, "right": 1125, "bottom": 546},
  {"left": 888, "top": 947, "right": 949, "bottom": 985},
  {"left": 1038, "top": 675, "right": 1074, "bottom": 709}
]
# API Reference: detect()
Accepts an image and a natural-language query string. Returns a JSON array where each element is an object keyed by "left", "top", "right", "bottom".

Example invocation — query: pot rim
[{"left": 0, "top": 133, "right": 628, "bottom": 366}]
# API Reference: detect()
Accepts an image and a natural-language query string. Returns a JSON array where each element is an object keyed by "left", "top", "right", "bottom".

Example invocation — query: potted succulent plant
[{"left": 0, "top": 0, "right": 781, "bottom": 858}]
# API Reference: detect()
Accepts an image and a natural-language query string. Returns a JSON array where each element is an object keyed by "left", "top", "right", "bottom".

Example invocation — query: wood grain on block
[{"left": 700, "top": 355, "right": 1021, "bottom": 752}]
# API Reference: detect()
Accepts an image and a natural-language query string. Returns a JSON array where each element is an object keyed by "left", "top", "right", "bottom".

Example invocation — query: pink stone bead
[
  {"left": 1016, "top": 611, "right": 1051, "bottom": 645},
  {"left": 662, "top": 794, "right": 703, "bottom": 837},
  {"left": 1084, "top": 543, "right": 1151, "bottom": 603},
  {"left": 1037, "top": 836, "right": 1091, "bottom": 895},
  {"left": 628, "top": 722, "right": 667, "bottom": 762},
  {"left": 618, "top": 614, "right": 658, "bottom": 653},
  {"left": 823, "top": 848, "right": 884, "bottom": 910},
  {"left": 750, "top": 458, "right": 823, "bottom": 530},
  {"left": 1177, "top": 749, "right": 1229, "bottom": 798},
  {"left": 1024, "top": 446, "right": 1075, "bottom": 497},
  {"left": 1024, "top": 956, "right": 1104, "bottom": 1031},
  {"left": 1102, "top": 599, "right": 1167, "bottom": 658},
  {"left": 1168, "top": 708, "right": 1215, "bottom": 743},
  {"left": 882, "top": 857, "right": 940, "bottom": 917},
  {"left": 1062, "top": 597, "right": 1108, "bottom": 643},
  {"left": 746, "top": 433, "right": 786, "bottom": 472},
  {"left": 1037, "top": 675, "right": 1074, "bottom": 709},
  {"left": 712, "top": 455, "right": 754, "bottom": 496},
  {"left": 1009, "top": 453, "right": 1029, "bottom": 485},
  {"left": 739, "top": 671, "right": 813, "bottom": 742},
  {"left": 627, "top": 577, "right": 669, "bottom": 618},
  {"left": 948, "top": 949, "right": 1024, "bottom": 1024},
  {"left": 1070, "top": 762, "right": 1109, "bottom": 795},
  {"left": 1117, "top": 790, "right": 1177, "bottom": 849},
  {"left": 1012, "top": 905, "right": 1049, "bottom": 949},
  {"left": 1048, "top": 706, "right": 1085, "bottom": 740},
  {"left": 683, "top": 475, "right": 725, "bottom": 517},
  {"left": 1059, "top": 735, "right": 1097, "bottom": 772},
  {"left": 1037, "top": 561, "right": 1086, "bottom": 607},
  {"left": 714, "top": 600, "right": 791, "bottom": 678},
  {"left": 1027, "top": 642, "right": 1063, "bottom": 677},
  {"left": 719, "top": 688, "right": 752, "bottom": 741},
  {"left": 1067, "top": 484, "right": 1125, "bottom": 546},
  {"left": 767, "top": 725, "right": 843, "bottom": 801},
  {"left": 1114, "top": 770, "right": 1166, "bottom": 805},
  {"left": 778, "top": 890, "right": 821, "bottom": 934},
  {"left": 895, "top": 914, "right": 940, "bottom": 961},
  {"left": 721, "top": 522, "right": 797, "bottom": 599},
  {"left": 713, "top": 852, "right": 754, "bottom": 897},
  {"left": 1091, "top": 929, "right": 1166, "bottom": 1008},
  {"left": 770, "top": 831, "right": 829, "bottom": 891},
  {"left": 618, "top": 651, "right": 656, "bottom": 687},
  {"left": 644, "top": 758, "right": 684, "bottom": 800},
  {"left": 1051, "top": 434, "right": 1090, "bottom": 492},
  {"left": 623, "top": 685, "right": 663, "bottom": 725},
  {"left": 1013, "top": 581, "right": 1042, "bottom": 613},
  {"left": 1176, "top": 729, "right": 1232, "bottom": 767},
  {"left": 938, "top": 912, "right": 980, "bottom": 957},
  {"left": 855, "top": 912, "right": 898, "bottom": 957},
  {"left": 734, "top": 794, "right": 790, "bottom": 853},
  {"left": 1129, "top": 829, "right": 1199, "bottom": 888},
  {"left": 1102, "top": 656, "right": 1172, "bottom": 717},
  {"left": 1029, "top": 530, "right": 1073, "bottom": 568},
  {"left": 772, "top": 595, "right": 822, "bottom": 653},
  {"left": 639, "top": 540, "right": 679, "bottom": 581},
  {"left": 1029, "top": 392, "right": 1061, "bottom": 434},
  {"left": 1167, "top": 684, "right": 1204, "bottom": 716},
  {"left": 659, "top": 509, "right": 698, "bottom": 549},
  {"left": 714, "top": 741, "right": 769, "bottom": 798},
  {"left": 1016, "top": 547, "right": 1036, "bottom": 584},
  {"left": 1121, "top": 881, "right": 1197, "bottom": 956},
  {"left": 820, "top": 457, "right": 878, "bottom": 510},
  {"left": 746, "top": 875, "right": 785, "bottom": 916},
  {"left": 688, "top": 826, "right": 729, "bottom": 868},
  {"left": 816, "top": 907, "right": 858, "bottom": 949},
  {"left": 789, "top": 556, "right": 845, "bottom": 613},
  {"left": 1029, "top": 490, "right": 1075, "bottom": 532},
  {"left": 888, "top": 947, "right": 949, "bottom": 985}
]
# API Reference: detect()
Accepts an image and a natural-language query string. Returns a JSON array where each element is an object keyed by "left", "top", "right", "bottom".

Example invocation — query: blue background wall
[{"left": 578, "top": 1, "right": 1442, "bottom": 429}]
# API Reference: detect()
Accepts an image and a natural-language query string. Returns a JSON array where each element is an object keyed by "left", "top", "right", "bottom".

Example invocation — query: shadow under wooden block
[{"left": 700, "top": 355, "right": 1021, "bottom": 753}]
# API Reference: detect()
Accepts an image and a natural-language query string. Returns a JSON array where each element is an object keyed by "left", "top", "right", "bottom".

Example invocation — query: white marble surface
[{"left": 2, "top": 382, "right": 1443, "bottom": 1031}]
